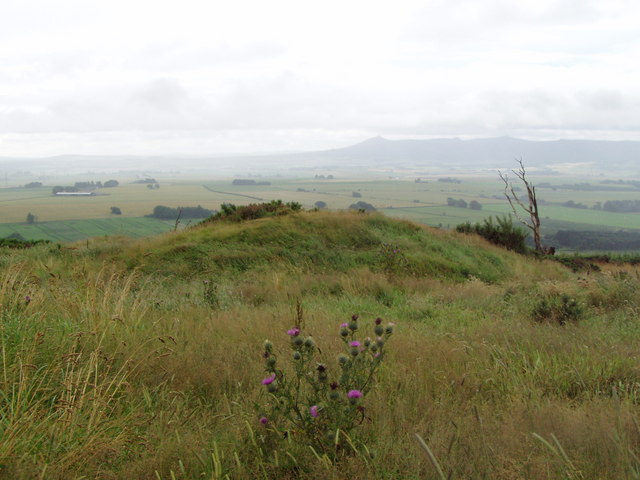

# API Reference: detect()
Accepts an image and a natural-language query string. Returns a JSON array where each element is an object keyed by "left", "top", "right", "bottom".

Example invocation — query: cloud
[{"left": 2, "top": 0, "right": 640, "bottom": 155}]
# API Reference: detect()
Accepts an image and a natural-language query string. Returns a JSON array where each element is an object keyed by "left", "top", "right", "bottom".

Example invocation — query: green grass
[{"left": 1, "top": 210, "right": 640, "bottom": 478}]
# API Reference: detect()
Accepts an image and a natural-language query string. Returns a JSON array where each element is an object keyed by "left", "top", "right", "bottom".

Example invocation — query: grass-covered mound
[
  {"left": 120, "top": 211, "right": 524, "bottom": 283},
  {"left": 1, "top": 210, "right": 640, "bottom": 479}
]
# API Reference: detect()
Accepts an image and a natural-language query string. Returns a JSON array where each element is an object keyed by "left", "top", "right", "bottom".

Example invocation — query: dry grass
[{"left": 0, "top": 213, "right": 639, "bottom": 478}]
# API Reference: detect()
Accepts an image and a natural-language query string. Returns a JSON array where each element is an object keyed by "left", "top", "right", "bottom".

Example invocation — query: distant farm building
[{"left": 55, "top": 192, "right": 96, "bottom": 196}]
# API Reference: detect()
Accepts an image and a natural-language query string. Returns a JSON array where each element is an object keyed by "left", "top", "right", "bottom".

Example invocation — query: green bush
[
  {"left": 203, "top": 200, "right": 302, "bottom": 223},
  {"left": 456, "top": 215, "right": 528, "bottom": 253},
  {"left": 532, "top": 293, "right": 584, "bottom": 325}
]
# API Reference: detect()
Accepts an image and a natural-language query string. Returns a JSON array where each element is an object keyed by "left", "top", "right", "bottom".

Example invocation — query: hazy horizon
[{"left": 2, "top": 1, "right": 640, "bottom": 158}]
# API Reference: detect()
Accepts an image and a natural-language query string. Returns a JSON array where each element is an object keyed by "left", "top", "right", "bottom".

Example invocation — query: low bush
[
  {"left": 532, "top": 293, "right": 584, "bottom": 325},
  {"left": 456, "top": 215, "right": 528, "bottom": 253}
]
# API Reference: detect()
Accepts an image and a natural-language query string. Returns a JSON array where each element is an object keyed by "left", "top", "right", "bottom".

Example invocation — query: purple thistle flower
[
  {"left": 261, "top": 374, "right": 276, "bottom": 385},
  {"left": 375, "top": 317, "right": 382, "bottom": 325},
  {"left": 347, "top": 389, "right": 362, "bottom": 399},
  {"left": 259, "top": 416, "right": 268, "bottom": 425},
  {"left": 287, "top": 328, "right": 301, "bottom": 336},
  {"left": 349, "top": 341, "right": 361, "bottom": 347},
  {"left": 24, "top": 295, "right": 31, "bottom": 304},
  {"left": 310, "top": 405, "right": 319, "bottom": 417},
  {"left": 340, "top": 322, "right": 348, "bottom": 328}
]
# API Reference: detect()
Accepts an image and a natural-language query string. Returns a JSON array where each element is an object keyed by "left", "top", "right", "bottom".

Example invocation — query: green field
[
  {"left": 1, "top": 174, "right": 639, "bottom": 244},
  {"left": 0, "top": 217, "right": 178, "bottom": 242}
]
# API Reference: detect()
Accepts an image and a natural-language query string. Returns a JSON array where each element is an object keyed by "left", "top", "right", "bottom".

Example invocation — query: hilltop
[{"left": 1, "top": 210, "right": 639, "bottom": 479}]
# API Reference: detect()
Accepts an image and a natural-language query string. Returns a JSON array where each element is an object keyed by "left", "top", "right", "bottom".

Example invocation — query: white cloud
[{"left": 1, "top": 0, "right": 640, "bottom": 156}]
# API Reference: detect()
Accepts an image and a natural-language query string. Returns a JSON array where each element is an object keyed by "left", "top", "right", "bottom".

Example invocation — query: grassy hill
[{"left": 1, "top": 210, "right": 639, "bottom": 479}]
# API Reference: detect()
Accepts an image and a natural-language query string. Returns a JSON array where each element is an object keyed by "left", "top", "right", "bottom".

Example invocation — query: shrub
[
  {"left": 202, "top": 200, "right": 302, "bottom": 224},
  {"left": 532, "top": 293, "right": 584, "bottom": 325},
  {"left": 456, "top": 216, "right": 528, "bottom": 253},
  {"left": 256, "top": 315, "right": 394, "bottom": 458}
]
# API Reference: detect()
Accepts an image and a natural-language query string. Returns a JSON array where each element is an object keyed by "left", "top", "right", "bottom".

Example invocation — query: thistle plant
[
  {"left": 256, "top": 315, "right": 394, "bottom": 457},
  {"left": 379, "top": 243, "right": 409, "bottom": 273}
]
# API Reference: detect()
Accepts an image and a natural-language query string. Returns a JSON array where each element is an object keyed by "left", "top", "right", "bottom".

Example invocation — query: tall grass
[{"left": 0, "top": 211, "right": 639, "bottom": 478}]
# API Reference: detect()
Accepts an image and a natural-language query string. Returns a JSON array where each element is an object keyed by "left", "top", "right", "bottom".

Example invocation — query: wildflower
[
  {"left": 293, "top": 351, "right": 302, "bottom": 360},
  {"left": 347, "top": 390, "right": 362, "bottom": 399},
  {"left": 310, "top": 405, "right": 319, "bottom": 417},
  {"left": 340, "top": 322, "right": 349, "bottom": 328},
  {"left": 287, "top": 327, "right": 301, "bottom": 336},
  {"left": 262, "top": 374, "right": 276, "bottom": 385},
  {"left": 385, "top": 322, "right": 395, "bottom": 335},
  {"left": 349, "top": 341, "right": 361, "bottom": 348},
  {"left": 24, "top": 295, "right": 31, "bottom": 304},
  {"left": 330, "top": 382, "right": 339, "bottom": 390},
  {"left": 260, "top": 416, "right": 268, "bottom": 425},
  {"left": 317, "top": 364, "right": 326, "bottom": 372},
  {"left": 375, "top": 317, "right": 382, "bottom": 325}
]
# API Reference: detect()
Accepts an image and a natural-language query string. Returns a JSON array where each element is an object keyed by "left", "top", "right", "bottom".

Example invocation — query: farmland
[{"left": 1, "top": 173, "right": 639, "bottom": 247}]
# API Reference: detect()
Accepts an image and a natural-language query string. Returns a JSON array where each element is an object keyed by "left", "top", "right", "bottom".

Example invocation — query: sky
[{"left": 1, "top": 0, "right": 640, "bottom": 157}]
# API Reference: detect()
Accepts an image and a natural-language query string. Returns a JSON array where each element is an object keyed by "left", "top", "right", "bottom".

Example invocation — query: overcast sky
[{"left": 2, "top": 0, "right": 640, "bottom": 156}]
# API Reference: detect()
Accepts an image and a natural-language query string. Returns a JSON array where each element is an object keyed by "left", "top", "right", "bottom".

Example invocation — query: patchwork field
[{"left": 1, "top": 174, "right": 639, "bottom": 245}]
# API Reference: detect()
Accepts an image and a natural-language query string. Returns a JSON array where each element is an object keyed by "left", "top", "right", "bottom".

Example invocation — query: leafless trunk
[{"left": 499, "top": 159, "right": 548, "bottom": 254}]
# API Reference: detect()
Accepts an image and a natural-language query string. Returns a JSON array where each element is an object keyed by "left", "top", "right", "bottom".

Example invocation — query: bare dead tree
[{"left": 499, "top": 159, "right": 549, "bottom": 254}]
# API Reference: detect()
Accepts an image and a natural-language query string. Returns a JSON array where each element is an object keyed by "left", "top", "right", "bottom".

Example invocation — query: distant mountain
[
  {"left": 2, "top": 136, "right": 639, "bottom": 175},
  {"left": 287, "top": 136, "right": 640, "bottom": 171}
]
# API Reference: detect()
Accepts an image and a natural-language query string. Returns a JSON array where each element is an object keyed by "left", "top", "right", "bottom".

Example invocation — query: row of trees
[
  {"left": 447, "top": 198, "right": 482, "bottom": 210},
  {"left": 52, "top": 180, "right": 118, "bottom": 194},
  {"left": 146, "top": 205, "right": 215, "bottom": 220}
]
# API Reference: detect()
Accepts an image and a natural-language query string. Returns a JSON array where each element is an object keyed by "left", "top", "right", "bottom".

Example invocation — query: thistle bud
[
  {"left": 264, "top": 340, "right": 273, "bottom": 353},
  {"left": 374, "top": 325, "right": 384, "bottom": 336},
  {"left": 293, "top": 351, "right": 302, "bottom": 361},
  {"left": 304, "top": 337, "right": 315, "bottom": 349},
  {"left": 338, "top": 354, "right": 349, "bottom": 366}
]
